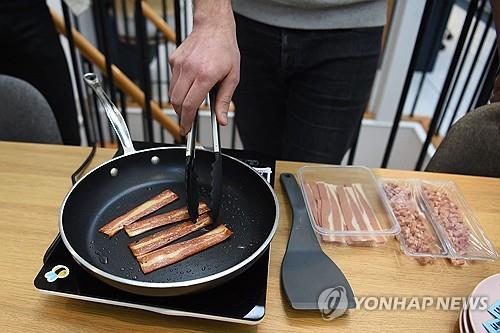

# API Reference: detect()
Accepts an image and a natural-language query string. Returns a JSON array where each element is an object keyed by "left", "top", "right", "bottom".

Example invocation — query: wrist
[{"left": 193, "top": 0, "right": 235, "bottom": 31}]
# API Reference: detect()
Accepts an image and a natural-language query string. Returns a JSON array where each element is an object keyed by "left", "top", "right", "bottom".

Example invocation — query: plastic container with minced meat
[
  {"left": 298, "top": 166, "right": 400, "bottom": 247},
  {"left": 380, "top": 179, "right": 448, "bottom": 264},
  {"left": 419, "top": 180, "right": 498, "bottom": 261}
]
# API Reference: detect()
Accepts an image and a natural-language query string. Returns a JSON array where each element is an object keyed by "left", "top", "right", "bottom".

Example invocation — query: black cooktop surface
[{"left": 34, "top": 142, "right": 276, "bottom": 325}]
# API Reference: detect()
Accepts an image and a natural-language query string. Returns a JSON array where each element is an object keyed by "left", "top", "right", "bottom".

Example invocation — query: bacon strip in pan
[
  {"left": 129, "top": 213, "right": 213, "bottom": 257},
  {"left": 124, "top": 202, "right": 210, "bottom": 237},
  {"left": 137, "top": 224, "right": 233, "bottom": 274},
  {"left": 99, "top": 189, "right": 178, "bottom": 237}
]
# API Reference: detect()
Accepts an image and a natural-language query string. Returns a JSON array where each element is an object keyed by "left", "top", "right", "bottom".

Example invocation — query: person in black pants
[
  {"left": 233, "top": 14, "right": 382, "bottom": 163},
  {"left": 167, "top": 0, "right": 385, "bottom": 164},
  {"left": 0, "top": 0, "right": 81, "bottom": 145}
]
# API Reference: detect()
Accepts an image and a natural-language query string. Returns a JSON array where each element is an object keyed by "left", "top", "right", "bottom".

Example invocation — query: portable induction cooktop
[{"left": 34, "top": 141, "right": 276, "bottom": 325}]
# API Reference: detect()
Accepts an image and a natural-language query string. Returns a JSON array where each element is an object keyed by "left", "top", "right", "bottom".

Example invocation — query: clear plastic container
[
  {"left": 297, "top": 166, "right": 400, "bottom": 246},
  {"left": 419, "top": 180, "right": 499, "bottom": 261},
  {"left": 380, "top": 179, "right": 448, "bottom": 264}
]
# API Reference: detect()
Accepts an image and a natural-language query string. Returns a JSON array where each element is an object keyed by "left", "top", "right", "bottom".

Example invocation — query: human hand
[{"left": 169, "top": 0, "right": 240, "bottom": 136}]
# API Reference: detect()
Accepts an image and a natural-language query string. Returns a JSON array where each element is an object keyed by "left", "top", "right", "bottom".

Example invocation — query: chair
[
  {"left": 0, "top": 75, "right": 62, "bottom": 144},
  {"left": 425, "top": 102, "right": 500, "bottom": 178}
]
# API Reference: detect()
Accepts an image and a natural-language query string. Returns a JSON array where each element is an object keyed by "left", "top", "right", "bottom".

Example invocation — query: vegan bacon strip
[
  {"left": 137, "top": 224, "right": 233, "bottom": 274},
  {"left": 352, "top": 184, "right": 386, "bottom": 243},
  {"left": 304, "top": 182, "right": 319, "bottom": 225},
  {"left": 335, "top": 185, "right": 370, "bottom": 245},
  {"left": 124, "top": 202, "right": 210, "bottom": 237},
  {"left": 326, "top": 184, "right": 347, "bottom": 243},
  {"left": 306, "top": 182, "right": 385, "bottom": 245},
  {"left": 317, "top": 183, "right": 345, "bottom": 243},
  {"left": 99, "top": 189, "right": 178, "bottom": 237},
  {"left": 129, "top": 213, "right": 213, "bottom": 257}
]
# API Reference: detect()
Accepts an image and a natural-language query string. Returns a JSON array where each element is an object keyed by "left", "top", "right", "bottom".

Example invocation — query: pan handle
[{"left": 83, "top": 73, "right": 136, "bottom": 155}]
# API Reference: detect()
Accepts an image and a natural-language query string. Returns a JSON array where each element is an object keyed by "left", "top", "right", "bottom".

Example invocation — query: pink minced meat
[
  {"left": 383, "top": 182, "right": 438, "bottom": 265},
  {"left": 422, "top": 184, "right": 470, "bottom": 258}
]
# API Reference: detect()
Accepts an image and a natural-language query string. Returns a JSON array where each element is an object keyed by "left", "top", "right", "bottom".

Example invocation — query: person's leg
[
  {"left": 281, "top": 27, "right": 383, "bottom": 163},
  {"left": 233, "top": 14, "right": 287, "bottom": 158},
  {"left": 0, "top": 1, "right": 81, "bottom": 145}
]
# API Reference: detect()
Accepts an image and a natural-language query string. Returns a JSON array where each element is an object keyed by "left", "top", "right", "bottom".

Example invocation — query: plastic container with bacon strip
[
  {"left": 419, "top": 180, "right": 498, "bottom": 261},
  {"left": 297, "top": 166, "right": 400, "bottom": 246},
  {"left": 379, "top": 179, "right": 448, "bottom": 263}
]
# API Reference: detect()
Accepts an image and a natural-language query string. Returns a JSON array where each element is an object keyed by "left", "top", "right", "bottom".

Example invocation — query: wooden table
[{"left": 0, "top": 141, "right": 498, "bottom": 332}]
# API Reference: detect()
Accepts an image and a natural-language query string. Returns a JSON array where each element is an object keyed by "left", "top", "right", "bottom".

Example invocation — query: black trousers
[
  {"left": 233, "top": 14, "right": 382, "bottom": 164},
  {"left": 0, "top": 0, "right": 81, "bottom": 145}
]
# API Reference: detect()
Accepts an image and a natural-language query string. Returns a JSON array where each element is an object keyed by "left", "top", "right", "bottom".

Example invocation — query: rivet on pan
[
  {"left": 110, "top": 168, "right": 119, "bottom": 177},
  {"left": 151, "top": 156, "right": 160, "bottom": 165}
]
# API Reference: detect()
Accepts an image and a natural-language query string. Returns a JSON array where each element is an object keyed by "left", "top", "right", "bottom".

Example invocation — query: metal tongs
[{"left": 186, "top": 87, "right": 222, "bottom": 221}]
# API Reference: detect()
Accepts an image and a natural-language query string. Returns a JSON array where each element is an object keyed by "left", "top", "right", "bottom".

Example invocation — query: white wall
[{"left": 369, "top": 1, "right": 426, "bottom": 122}]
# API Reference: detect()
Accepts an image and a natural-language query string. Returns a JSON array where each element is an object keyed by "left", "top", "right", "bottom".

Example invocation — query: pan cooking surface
[{"left": 62, "top": 149, "right": 276, "bottom": 284}]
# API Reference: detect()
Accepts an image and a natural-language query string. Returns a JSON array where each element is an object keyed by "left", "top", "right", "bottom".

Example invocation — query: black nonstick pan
[{"left": 58, "top": 74, "right": 278, "bottom": 296}]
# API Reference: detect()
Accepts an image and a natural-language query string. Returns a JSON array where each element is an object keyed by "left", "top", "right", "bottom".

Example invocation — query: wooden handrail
[
  {"left": 51, "top": 10, "right": 181, "bottom": 142},
  {"left": 141, "top": 2, "right": 176, "bottom": 44}
]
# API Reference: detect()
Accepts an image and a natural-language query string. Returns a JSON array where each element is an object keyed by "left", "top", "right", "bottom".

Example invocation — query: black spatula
[{"left": 280, "top": 173, "right": 356, "bottom": 312}]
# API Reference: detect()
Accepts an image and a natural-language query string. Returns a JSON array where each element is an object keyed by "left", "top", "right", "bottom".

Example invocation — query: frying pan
[{"left": 58, "top": 74, "right": 278, "bottom": 296}]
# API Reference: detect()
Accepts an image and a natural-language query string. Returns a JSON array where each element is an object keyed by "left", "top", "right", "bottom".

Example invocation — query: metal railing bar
[
  {"left": 86, "top": 61, "right": 105, "bottom": 147},
  {"left": 50, "top": 10, "right": 182, "bottom": 141},
  {"left": 135, "top": 0, "right": 154, "bottom": 142},
  {"left": 119, "top": 90, "right": 129, "bottom": 126},
  {"left": 174, "top": 0, "right": 182, "bottom": 47},
  {"left": 155, "top": 31, "right": 165, "bottom": 143},
  {"left": 162, "top": 0, "right": 168, "bottom": 22},
  {"left": 97, "top": 1, "right": 117, "bottom": 105},
  {"left": 72, "top": 13, "right": 97, "bottom": 144},
  {"left": 435, "top": 0, "right": 486, "bottom": 134},
  {"left": 381, "top": 0, "right": 435, "bottom": 168},
  {"left": 409, "top": 73, "right": 427, "bottom": 118},
  {"left": 183, "top": 0, "right": 188, "bottom": 42},
  {"left": 61, "top": 1, "right": 94, "bottom": 145},
  {"left": 447, "top": 13, "right": 493, "bottom": 131},
  {"left": 467, "top": 42, "right": 496, "bottom": 112},
  {"left": 96, "top": 1, "right": 117, "bottom": 143},
  {"left": 414, "top": 0, "right": 479, "bottom": 171},
  {"left": 111, "top": 0, "right": 129, "bottom": 126},
  {"left": 142, "top": 2, "right": 176, "bottom": 43},
  {"left": 121, "top": 0, "right": 130, "bottom": 39},
  {"left": 474, "top": 46, "right": 499, "bottom": 108}
]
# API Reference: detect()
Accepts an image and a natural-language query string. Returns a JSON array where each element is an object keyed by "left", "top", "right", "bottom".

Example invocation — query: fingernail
[{"left": 222, "top": 112, "right": 228, "bottom": 125}]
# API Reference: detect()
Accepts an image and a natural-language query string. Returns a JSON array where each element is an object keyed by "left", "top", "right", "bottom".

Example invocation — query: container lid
[
  {"left": 420, "top": 180, "right": 499, "bottom": 261},
  {"left": 297, "top": 166, "right": 400, "bottom": 240}
]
